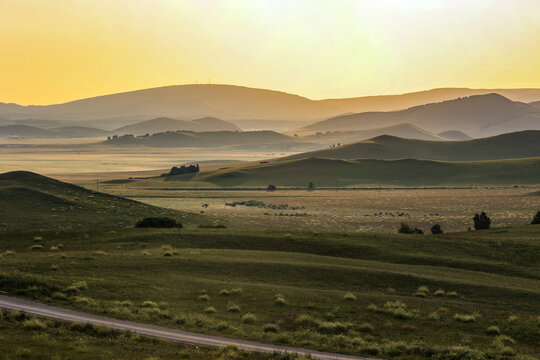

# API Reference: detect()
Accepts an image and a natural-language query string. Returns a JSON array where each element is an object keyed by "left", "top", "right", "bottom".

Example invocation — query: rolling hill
[
  {"left": 284, "top": 131, "right": 540, "bottom": 161},
  {"left": 2, "top": 85, "right": 540, "bottom": 126},
  {"left": 437, "top": 130, "right": 472, "bottom": 141},
  {"left": 0, "top": 171, "right": 196, "bottom": 229},
  {"left": 296, "top": 123, "right": 445, "bottom": 143},
  {"left": 187, "top": 157, "right": 540, "bottom": 187},
  {"left": 112, "top": 116, "right": 241, "bottom": 135},
  {"left": 0, "top": 125, "right": 108, "bottom": 138},
  {"left": 302, "top": 94, "right": 540, "bottom": 137},
  {"left": 104, "top": 130, "right": 318, "bottom": 150}
]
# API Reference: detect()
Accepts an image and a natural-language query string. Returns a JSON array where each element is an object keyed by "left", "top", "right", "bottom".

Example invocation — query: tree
[
  {"left": 532, "top": 211, "right": 540, "bottom": 225},
  {"left": 431, "top": 224, "right": 443, "bottom": 234},
  {"left": 267, "top": 184, "right": 277, "bottom": 191},
  {"left": 473, "top": 211, "right": 491, "bottom": 230},
  {"left": 308, "top": 182, "right": 315, "bottom": 191},
  {"left": 399, "top": 222, "right": 423, "bottom": 235}
]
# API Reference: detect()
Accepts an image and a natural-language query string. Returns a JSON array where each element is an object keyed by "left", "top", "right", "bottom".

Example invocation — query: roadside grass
[{"left": 0, "top": 226, "right": 538, "bottom": 359}]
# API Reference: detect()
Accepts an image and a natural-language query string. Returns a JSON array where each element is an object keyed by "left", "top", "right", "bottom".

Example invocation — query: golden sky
[{"left": 1, "top": 0, "right": 539, "bottom": 105}]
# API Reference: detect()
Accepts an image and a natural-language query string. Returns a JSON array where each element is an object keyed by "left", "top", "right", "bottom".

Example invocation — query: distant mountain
[
  {"left": 438, "top": 130, "right": 472, "bottom": 141},
  {"left": 2, "top": 85, "right": 540, "bottom": 126},
  {"left": 189, "top": 157, "right": 540, "bottom": 187},
  {"left": 297, "top": 123, "right": 444, "bottom": 144},
  {"left": 0, "top": 171, "right": 197, "bottom": 229},
  {"left": 0, "top": 124, "right": 108, "bottom": 138},
  {"left": 320, "top": 88, "right": 540, "bottom": 113},
  {"left": 283, "top": 130, "right": 540, "bottom": 161},
  {"left": 0, "top": 84, "right": 337, "bottom": 121},
  {"left": 301, "top": 94, "right": 540, "bottom": 137},
  {"left": 112, "top": 116, "right": 240, "bottom": 135},
  {"left": 104, "top": 130, "right": 317, "bottom": 151}
]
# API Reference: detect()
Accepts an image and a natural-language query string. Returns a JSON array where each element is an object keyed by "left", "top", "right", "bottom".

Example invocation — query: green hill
[
  {"left": 0, "top": 171, "right": 196, "bottom": 230},
  {"left": 284, "top": 131, "right": 540, "bottom": 161},
  {"left": 188, "top": 157, "right": 540, "bottom": 187}
]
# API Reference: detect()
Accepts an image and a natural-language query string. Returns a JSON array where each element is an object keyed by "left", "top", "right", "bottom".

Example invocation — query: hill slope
[
  {"left": 191, "top": 157, "right": 540, "bottom": 187},
  {"left": 112, "top": 116, "right": 240, "bottom": 135},
  {"left": 303, "top": 94, "right": 540, "bottom": 137},
  {"left": 104, "top": 130, "right": 317, "bottom": 150},
  {"left": 284, "top": 131, "right": 540, "bottom": 161},
  {"left": 437, "top": 130, "right": 472, "bottom": 141},
  {"left": 0, "top": 171, "right": 196, "bottom": 229}
]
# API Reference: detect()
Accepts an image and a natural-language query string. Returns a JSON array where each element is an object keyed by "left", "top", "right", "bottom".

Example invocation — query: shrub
[
  {"left": 204, "top": 306, "right": 216, "bottom": 314},
  {"left": 531, "top": 211, "right": 540, "bottom": 224},
  {"left": 473, "top": 211, "right": 491, "bottom": 230},
  {"left": 50, "top": 246, "right": 59, "bottom": 251},
  {"left": 486, "top": 325, "right": 501, "bottom": 335},
  {"left": 227, "top": 303, "right": 241, "bottom": 313},
  {"left": 163, "top": 251, "right": 173, "bottom": 257},
  {"left": 73, "top": 296, "right": 93, "bottom": 305},
  {"left": 141, "top": 301, "right": 159, "bottom": 308},
  {"left": 65, "top": 280, "right": 88, "bottom": 294},
  {"left": 1, "top": 250, "right": 15, "bottom": 257},
  {"left": 241, "top": 313, "right": 257, "bottom": 323},
  {"left": 198, "top": 295, "right": 210, "bottom": 302},
  {"left": 454, "top": 313, "right": 478, "bottom": 323},
  {"left": 33, "top": 236, "right": 43, "bottom": 242},
  {"left": 93, "top": 250, "right": 107, "bottom": 256},
  {"left": 318, "top": 321, "right": 349, "bottom": 334},
  {"left": 434, "top": 289, "right": 445, "bottom": 296},
  {"left": 507, "top": 315, "right": 518, "bottom": 322},
  {"left": 412, "top": 291, "right": 427, "bottom": 298},
  {"left": 308, "top": 182, "right": 315, "bottom": 190},
  {"left": 447, "top": 291, "right": 458, "bottom": 297},
  {"left": 431, "top": 224, "right": 443, "bottom": 234},
  {"left": 343, "top": 292, "right": 357, "bottom": 301},
  {"left": 263, "top": 323, "right": 279, "bottom": 333},
  {"left": 135, "top": 217, "right": 182, "bottom": 228},
  {"left": 358, "top": 323, "right": 374, "bottom": 332},
  {"left": 30, "top": 244, "right": 43, "bottom": 251},
  {"left": 267, "top": 184, "right": 277, "bottom": 191},
  {"left": 231, "top": 288, "right": 243, "bottom": 295},
  {"left": 23, "top": 318, "right": 48, "bottom": 330},
  {"left": 398, "top": 222, "right": 423, "bottom": 234},
  {"left": 220, "top": 289, "right": 230, "bottom": 296},
  {"left": 174, "top": 316, "right": 186, "bottom": 325},
  {"left": 274, "top": 295, "right": 287, "bottom": 306},
  {"left": 428, "top": 312, "right": 441, "bottom": 321},
  {"left": 294, "top": 314, "right": 320, "bottom": 328},
  {"left": 52, "top": 292, "right": 67, "bottom": 300}
]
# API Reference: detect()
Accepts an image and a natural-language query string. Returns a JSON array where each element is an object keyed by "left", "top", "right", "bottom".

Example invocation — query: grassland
[
  {"left": 0, "top": 171, "right": 201, "bottom": 230},
  {"left": 1, "top": 226, "right": 538, "bottom": 359},
  {"left": 0, "top": 309, "right": 306, "bottom": 360}
]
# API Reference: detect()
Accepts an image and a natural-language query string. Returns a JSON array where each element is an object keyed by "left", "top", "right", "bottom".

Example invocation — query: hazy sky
[{"left": 1, "top": 0, "right": 539, "bottom": 105}]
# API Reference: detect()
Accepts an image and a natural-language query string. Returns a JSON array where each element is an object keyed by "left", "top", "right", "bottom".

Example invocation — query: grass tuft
[{"left": 343, "top": 292, "right": 357, "bottom": 301}]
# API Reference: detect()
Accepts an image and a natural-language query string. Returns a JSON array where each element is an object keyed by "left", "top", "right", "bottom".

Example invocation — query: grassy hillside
[
  {"left": 304, "top": 94, "right": 540, "bottom": 137},
  {"left": 285, "top": 131, "right": 540, "bottom": 161},
  {"left": 437, "top": 130, "right": 472, "bottom": 141},
  {"left": 187, "top": 157, "right": 540, "bottom": 187},
  {"left": 0, "top": 225, "right": 538, "bottom": 359},
  {"left": 0, "top": 171, "right": 197, "bottom": 230},
  {"left": 104, "top": 130, "right": 320, "bottom": 150},
  {"left": 112, "top": 116, "right": 240, "bottom": 135}
]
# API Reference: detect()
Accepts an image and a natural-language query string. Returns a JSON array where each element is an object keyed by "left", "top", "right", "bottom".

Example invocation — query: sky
[{"left": 1, "top": 0, "right": 539, "bottom": 105}]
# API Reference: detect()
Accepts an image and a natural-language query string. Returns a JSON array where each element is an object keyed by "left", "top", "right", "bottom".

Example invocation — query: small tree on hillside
[
  {"left": 308, "top": 182, "right": 315, "bottom": 191},
  {"left": 431, "top": 224, "right": 443, "bottom": 235},
  {"left": 399, "top": 222, "right": 423, "bottom": 235},
  {"left": 267, "top": 184, "right": 277, "bottom": 191},
  {"left": 532, "top": 211, "right": 540, "bottom": 225},
  {"left": 473, "top": 211, "right": 491, "bottom": 230}
]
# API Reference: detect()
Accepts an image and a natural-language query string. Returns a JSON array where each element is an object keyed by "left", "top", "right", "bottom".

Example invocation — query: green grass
[
  {"left": 0, "top": 309, "right": 307, "bottom": 360},
  {"left": 0, "top": 225, "right": 538, "bottom": 359},
  {"left": 0, "top": 171, "right": 202, "bottom": 230},
  {"left": 187, "top": 157, "right": 540, "bottom": 187}
]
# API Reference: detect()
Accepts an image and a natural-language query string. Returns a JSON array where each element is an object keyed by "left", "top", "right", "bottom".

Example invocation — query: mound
[
  {"left": 113, "top": 116, "right": 240, "bottom": 136},
  {"left": 0, "top": 171, "right": 197, "bottom": 230},
  {"left": 438, "top": 130, "right": 473, "bottom": 141}
]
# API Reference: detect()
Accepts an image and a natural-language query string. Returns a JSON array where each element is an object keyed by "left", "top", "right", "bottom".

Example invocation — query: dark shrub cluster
[
  {"left": 473, "top": 211, "right": 491, "bottom": 230},
  {"left": 398, "top": 222, "right": 423, "bottom": 234},
  {"left": 531, "top": 211, "right": 540, "bottom": 225},
  {"left": 135, "top": 217, "right": 182, "bottom": 228}
]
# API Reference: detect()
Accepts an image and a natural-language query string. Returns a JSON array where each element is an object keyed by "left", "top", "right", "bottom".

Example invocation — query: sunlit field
[{"left": 91, "top": 187, "right": 540, "bottom": 233}]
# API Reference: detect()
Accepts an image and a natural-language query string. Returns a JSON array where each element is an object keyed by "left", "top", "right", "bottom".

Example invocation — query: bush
[
  {"left": 241, "top": 313, "right": 257, "bottom": 323},
  {"left": 198, "top": 295, "right": 210, "bottom": 302},
  {"left": 219, "top": 289, "right": 230, "bottom": 296},
  {"left": 454, "top": 313, "right": 478, "bottom": 323},
  {"left": 431, "top": 224, "right": 443, "bottom": 234},
  {"left": 434, "top": 289, "right": 445, "bottom": 296},
  {"left": 141, "top": 301, "right": 158, "bottom": 308},
  {"left": 204, "top": 306, "right": 216, "bottom": 314},
  {"left": 30, "top": 244, "right": 43, "bottom": 251},
  {"left": 135, "top": 217, "right": 182, "bottom": 228},
  {"left": 486, "top": 325, "right": 501, "bottom": 335},
  {"left": 267, "top": 184, "right": 277, "bottom": 191},
  {"left": 231, "top": 288, "right": 243, "bottom": 295},
  {"left": 227, "top": 303, "right": 241, "bottom": 313},
  {"left": 358, "top": 323, "right": 374, "bottom": 332},
  {"left": 473, "top": 211, "right": 491, "bottom": 230},
  {"left": 343, "top": 292, "right": 357, "bottom": 301},
  {"left": 531, "top": 211, "right": 540, "bottom": 224},
  {"left": 263, "top": 323, "right": 279, "bottom": 333},
  {"left": 23, "top": 318, "right": 47, "bottom": 330},
  {"left": 274, "top": 294, "right": 287, "bottom": 306},
  {"left": 398, "top": 222, "right": 423, "bottom": 234}
]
